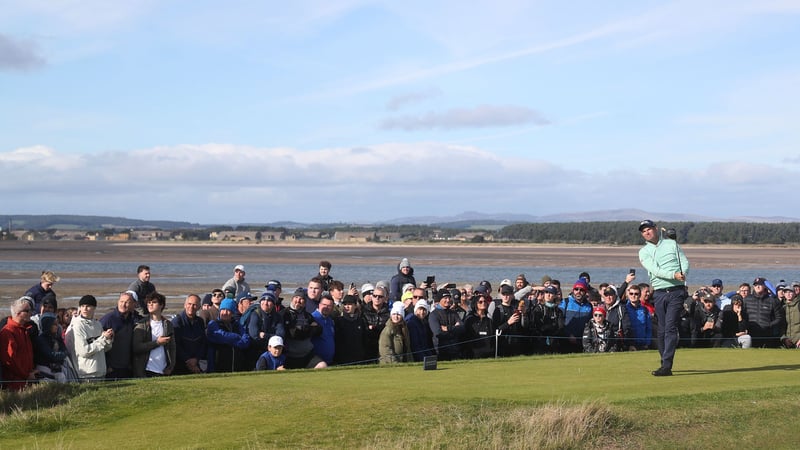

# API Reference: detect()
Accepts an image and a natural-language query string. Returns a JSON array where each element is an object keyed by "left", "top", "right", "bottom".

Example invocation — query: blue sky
[{"left": 1, "top": 1, "right": 799, "bottom": 224}]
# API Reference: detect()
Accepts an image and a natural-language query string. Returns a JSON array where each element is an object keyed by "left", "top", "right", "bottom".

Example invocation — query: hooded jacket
[
  {"left": 389, "top": 263, "right": 416, "bottom": 304},
  {"left": 65, "top": 315, "right": 113, "bottom": 379}
]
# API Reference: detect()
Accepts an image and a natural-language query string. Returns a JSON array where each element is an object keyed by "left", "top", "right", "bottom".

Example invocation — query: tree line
[{"left": 496, "top": 221, "right": 800, "bottom": 245}]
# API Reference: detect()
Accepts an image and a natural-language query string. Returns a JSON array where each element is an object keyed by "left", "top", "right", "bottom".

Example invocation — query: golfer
[{"left": 638, "top": 220, "right": 689, "bottom": 377}]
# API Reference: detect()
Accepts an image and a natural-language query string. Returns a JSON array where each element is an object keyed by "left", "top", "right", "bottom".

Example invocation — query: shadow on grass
[{"left": 675, "top": 364, "right": 800, "bottom": 376}]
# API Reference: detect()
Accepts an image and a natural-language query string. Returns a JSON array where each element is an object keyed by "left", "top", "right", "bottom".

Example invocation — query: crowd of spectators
[{"left": 2, "top": 261, "right": 798, "bottom": 389}]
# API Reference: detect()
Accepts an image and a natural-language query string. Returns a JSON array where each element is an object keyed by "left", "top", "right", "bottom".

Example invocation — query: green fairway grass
[{"left": 2, "top": 349, "right": 799, "bottom": 449}]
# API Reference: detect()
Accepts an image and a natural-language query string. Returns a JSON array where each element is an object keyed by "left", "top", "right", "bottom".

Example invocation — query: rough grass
[
  {"left": 1, "top": 349, "right": 799, "bottom": 449},
  {"left": 362, "top": 401, "right": 619, "bottom": 450}
]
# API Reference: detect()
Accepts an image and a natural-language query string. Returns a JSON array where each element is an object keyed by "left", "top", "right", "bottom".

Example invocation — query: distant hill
[
  {"left": 1, "top": 210, "right": 797, "bottom": 232},
  {"left": 382, "top": 209, "right": 799, "bottom": 226},
  {"left": 0, "top": 215, "right": 200, "bottom": 231}
]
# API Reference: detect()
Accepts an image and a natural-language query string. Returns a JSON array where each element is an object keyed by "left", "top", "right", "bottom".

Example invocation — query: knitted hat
[
  {"left": 414, "top": 299, "right": 430, "bottom": 312},
  {"left": 79, "top": 295, "right": 97, "bottom": 307},
  {"left": 220, "top": 298, "right": 237, "bottom": 312},
  {"left": 391, "top": 302, "right": 405, "bottom": 316},
  {"left": 260, "top": 291, "right": 278, "bottom": 303},
  {"left": 399, "top": 258, "right": 411, "bottom": 269},
  {"left": 593, "top": 307, "right": 606, "bottom": 316}
]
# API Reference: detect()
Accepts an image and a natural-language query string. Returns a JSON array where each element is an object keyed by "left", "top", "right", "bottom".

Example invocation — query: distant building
[
  {"left": 452, "top": 232, "right": 494, "bottom": 242},
  {"left": 333, "top": 231, "right": 375, "bottom": 242},
  {"left": 131, "top": 230, "right": 164, "bottom": 241},
  {"left": 210, "top": 231, "right": 259, "bottom": 241},
  {"left": 375, "top": 232, "right": 402, "bottom": 242},
  {"left": 11, "top": 230, "right": 37, "bottom": 241}
]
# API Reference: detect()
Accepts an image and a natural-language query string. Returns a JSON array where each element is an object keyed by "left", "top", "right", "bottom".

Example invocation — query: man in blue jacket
[
  {"left": 559, "top": 280, "right": 593, "bottom": 353},
  {"left": 625, "top": 285, "right": 652, "bottom": 350},
  {"left": 206, "top": 299, "right": 250, "bottom": 372},
  {"left": 171, "top": 294, "right": 207, "bottom": 374}
]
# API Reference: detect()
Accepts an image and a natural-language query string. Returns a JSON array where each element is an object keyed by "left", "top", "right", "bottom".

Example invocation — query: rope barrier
[{"left": 0, "top": 333, "right": 788, "bottom": 385}]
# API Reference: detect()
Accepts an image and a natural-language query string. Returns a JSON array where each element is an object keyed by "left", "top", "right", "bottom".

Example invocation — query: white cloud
[{"left": 1, "top": 143, "right": 797, "bottom": 223}]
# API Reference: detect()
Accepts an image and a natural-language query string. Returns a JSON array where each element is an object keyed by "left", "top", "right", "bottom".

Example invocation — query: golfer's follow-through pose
[{"left": 638, "top": 219, "right": 690, "bottom": 377}]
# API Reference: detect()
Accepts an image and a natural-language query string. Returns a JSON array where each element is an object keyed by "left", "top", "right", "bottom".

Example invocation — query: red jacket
[{"left": 1, "top": 318, "right": 34, "bottom": 390}]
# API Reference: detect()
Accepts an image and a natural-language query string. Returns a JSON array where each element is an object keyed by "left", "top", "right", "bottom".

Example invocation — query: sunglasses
[
  {"left": 593, "top": 313, "right": 605, "bottom": 317},
  {"left": 627, "top": 292, "right": 640, "bottom": 296},
  {"left": 412, "top": 295, "right": 425, "bottom": 299},
  {"left": 573, "top": 288, "right": 586, "bottom": 292},
  {"left": 372, "top": 294, "right": 385, "bottom": 299}
]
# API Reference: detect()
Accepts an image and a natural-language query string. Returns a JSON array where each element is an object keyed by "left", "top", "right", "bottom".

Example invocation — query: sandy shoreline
[{"left": 3, "top": 240, "right": 799, "bottom": 266}]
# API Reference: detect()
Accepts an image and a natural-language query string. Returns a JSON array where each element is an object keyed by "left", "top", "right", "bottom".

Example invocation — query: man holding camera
[{"left": 638, "top": 219, "right": 690, "bottom": 377}]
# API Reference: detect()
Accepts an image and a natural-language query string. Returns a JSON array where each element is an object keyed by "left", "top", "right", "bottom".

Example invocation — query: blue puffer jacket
[{"left": 559, "top": 295, "right": 593, "bottom": 339}]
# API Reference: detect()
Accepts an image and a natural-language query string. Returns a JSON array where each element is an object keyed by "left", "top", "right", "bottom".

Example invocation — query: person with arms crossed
[{"left": 638, "top": 220, "right": 689, "bottom": 377}]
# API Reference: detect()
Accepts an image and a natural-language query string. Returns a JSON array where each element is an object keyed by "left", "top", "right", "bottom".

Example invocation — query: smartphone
[
  {"left": 425, "top": 275, "right": 435, "bottom": 285},
  {"left": 629, "top": 268, "right": 635, "bottom": 276},
  {"left": 349, "top": 282, "right": 355, "bottom": 289}
]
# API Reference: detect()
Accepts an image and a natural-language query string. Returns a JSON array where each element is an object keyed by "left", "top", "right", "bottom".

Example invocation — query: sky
[{"left": 1, "top": 0, "right": 799, "bottom": 224}]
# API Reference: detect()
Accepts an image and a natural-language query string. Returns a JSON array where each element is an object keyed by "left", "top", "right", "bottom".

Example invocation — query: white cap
[
  {"left": 268, "top": 335, "right": 284, "bottom": 347},
  {"left": 124, "top": 290, "right": 139, "bottom": 302},
  {"left": 500, "top": 278, "right": 512, "bottom": 287},
  {"left": 361, "top": 283, "right": 375, "bottom": 295},
  {"left": 234, "top": 264, "right": 245, "bottom": 272},
  {"left": 414, "top": 299, "right": 429, "bottom": 313}
]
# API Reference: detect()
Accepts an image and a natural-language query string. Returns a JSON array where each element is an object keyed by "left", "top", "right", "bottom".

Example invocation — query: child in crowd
[{"left": 256, "top": 335, "right": 286, "bottom": 371}]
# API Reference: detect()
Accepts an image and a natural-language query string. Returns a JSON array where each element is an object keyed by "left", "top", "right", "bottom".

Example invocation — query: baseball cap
[
  {"left": 753, "top": 277, "right": 767, "bottom": 286},
  {"left": 711, "top": 279, "right": 723, "bottom": 287},
  {"left": 360, "top": 283, "right": 375, "bottom": 295},
  {"left": 268, "top": 335, "right": 284, "bottom": 347},
  {"left": 234, "top": 264, "right": 245, "bottom": 272},
  {"left": 638, "top": 219, "right": 656, "bottom": 232}
]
